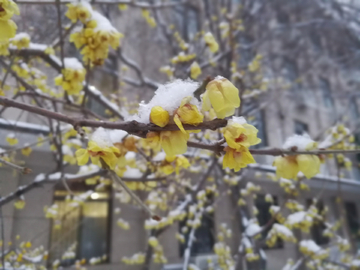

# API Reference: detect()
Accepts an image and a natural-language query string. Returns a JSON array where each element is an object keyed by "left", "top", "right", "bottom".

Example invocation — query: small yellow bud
[{"left": 150, "top": 106, "right": 170, "bottom": 127}]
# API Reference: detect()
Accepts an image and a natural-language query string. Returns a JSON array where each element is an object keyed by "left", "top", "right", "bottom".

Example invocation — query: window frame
[{"left": 48, "top": 184, "right": 112, "bottom": 267}]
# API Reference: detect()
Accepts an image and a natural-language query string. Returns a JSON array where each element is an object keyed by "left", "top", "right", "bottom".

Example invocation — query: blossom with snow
[
  {"left": 223, "top": 116, "right": 262, "bottom": 149},
  {"left": 173, "top": 96, "right": 204, "bottom": 133},
  {"left": 202, "top": 76, "right": 241, "bottom": 119},
  {"left": 54, "top": 58, "right": 86, "bottom": 95},
  {"left": 273, "top": 134, "right": 321, "bottom": 180},
  {"left": 10, "top": 32, "right": 30, "bottom": 49},
  {"left": 69, "top": 8, "right": 123, "bottom": 65},
  {"left": 21, "top": 143, "right": 32, "bottom": 157},
  {"left": 75, "top": 127, "right": 122, "bottom": 170},
  {"left": 6, "top": 133, "right": 18, "bottom": 145}
]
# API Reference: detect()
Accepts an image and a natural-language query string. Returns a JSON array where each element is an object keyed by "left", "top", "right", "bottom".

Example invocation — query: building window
[
  {"left": 319, "top": 78, "right": 334, "bottom": 108},
  {"left": 49, "top": 187, "right": 110, "bottom": 267},
  {"left": 255, "top": 195, "right": 283, "bottom": 249},
  {"left": 173, "top": 4, "right": 199, "bottom": 41},
  {"left": 294, "top": 120, "right": 308, "bottom": 135},
  {"left": 307, "top": 200, "right": 329, "bottom": 246},
  {"left": 248, "top": 110, "right": 267, "bottom": 149},
  {"left": 350, "top": 99, "right": 359, "bottom": 120},
  {"left": 344, "top": 202, "right": 360, "bottom": 246},
  {"left": 179, "top": 213, "right": 214, "bottom": 257}
]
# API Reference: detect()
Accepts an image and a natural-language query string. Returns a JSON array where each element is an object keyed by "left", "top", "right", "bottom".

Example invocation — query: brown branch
[
  {"left": 15, "top": 0, "right": 188, "bottom": 8},
  {"left": 0, "top": 95, "right": 227, "bottom": 135}
]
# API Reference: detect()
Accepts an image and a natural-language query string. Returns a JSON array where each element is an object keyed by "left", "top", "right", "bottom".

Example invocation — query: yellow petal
[
  {"left": 0, "top": 20, "right": 17, "bottom": 42},
  {"left": 296, "top": 155, "right": 320, "bottom": 179},
  {"left": 273, "top": 156, "right": 299, "bottom": 180},
  {"left": 75, "top": 149, "right": 89, "bottom": 166},
  {"left": 174, "top": 114, "right": 186, "bottom": 133}
]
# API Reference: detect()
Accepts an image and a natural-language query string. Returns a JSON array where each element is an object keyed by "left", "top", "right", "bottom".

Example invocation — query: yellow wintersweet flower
[
  {"left": 159, "top": 155, "right": 190, "bottom": 175},
  {"left": 202, "top": 76, "right": 240, "bottom": 119},
  {"left": 44, "top": 46, "right": 55, "bottom": 55},
  {"left": 14, "top": 199, "right": 25, "bottom": 209},
  {"left": 65, "top": 2, "right": 92, "bottom": 23},
  {"left": 10, "top": 33, "right": 30, "bottom": 49},
  {"left": 141, "top": 132, "right": 161, "bottom": 151},
  {"left": 21, "top": 145, "right": 32, "bottom": 156},
  {"left": 160, "top": 131, "right": 189, "bottom": 157},
  {"left": 75, "top": 140, "right": 120, "bottom": 170},
  {"left": 190, "top": 61, "right": 202, "bottom": 79},
  {"left": 222, "top": 146, "right": 256, "bottom": 172},
  {"left": 159, "top": 66, "right": 174, "bottom": 79},
  {"left": 0, "top": 41, "right": 9, "bottom": 56},
  {"left": 69, "top": 11, "right": 123, "bottom": 65},
  {"left": 273, "top": 154, "right": 320, "bottom": 180},
  {"left": 6, "top": 133, "right": 18, "bottom": 145},
  {"left": 150, "top": 106, "right": 169, "bottom": 127},
  {"left": 174, "top": 97, "right": 204, "bottom": 133},
  {"left": 223, "top": 117, "right": 261, "bottom": 149},
  {"left": 204, "top": 32, "right": 219, "bottom": 53},
  {"left": 0, "top": 0, "right": 19, "bottom": 20},
  {"left": 54, "top": 58, "right": 86, "bottom": 95},
  {"left": 118, "top": 4, "right": 128, "bottom": 10},
  {"left": 0, "top": 20, "right": 17, "bottom": 42}
]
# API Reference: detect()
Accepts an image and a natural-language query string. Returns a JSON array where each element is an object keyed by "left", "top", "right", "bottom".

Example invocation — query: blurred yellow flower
[
  {"left": 222, "top": 146, "right": 255, "bottom": 172},
  {"left": 202, "top": 76, "right": 240, "bottom": 119}
]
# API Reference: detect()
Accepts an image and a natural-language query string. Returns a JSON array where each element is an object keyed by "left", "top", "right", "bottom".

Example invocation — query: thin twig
[
  {"left": 0, "top": 158, "right": 31, "bottom": 174},
  {"left": 110, "top": 171, "right": 160, "bottom": 220}
]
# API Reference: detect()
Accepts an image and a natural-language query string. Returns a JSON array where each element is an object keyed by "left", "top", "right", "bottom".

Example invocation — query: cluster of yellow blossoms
[
  {"left": 0, "top": 0, "right": 19, "bottom": 43},
  {"left": 122, "top": 253, "right": 145, "bottom": 265},
  {"left": 148, "top": 237, "right": 167, "bottom": 264},
  {"left": 10, "top": 32, "right": 30, "bottom": 49},
  {"left": 141, "top": 9, "right": 156, "bottom": 28},
  {"left": 76, "top": 128, "right": 126, "bottom": 170},
  {"left": 67, "top": 1, "right": 123, "bottom": 65},
  {"left": 266, "top": 224, "right": 297, "bottom": 247},
  {"left": 299, "top": 239, "right": 329, "bottom": 260},
  {"left": 54, "top": 58, "right": 86, "bottom": 95}
]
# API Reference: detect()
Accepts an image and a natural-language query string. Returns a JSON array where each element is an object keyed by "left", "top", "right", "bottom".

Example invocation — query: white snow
[
  {"left": 283, "top": 134, "right": 316, "bottom": 151},
  {"left": 28, "top": 43, "right": 48, "bottom": 51},
  {"left": 245, "top": 219, "right": 261, "bottom": 237},
  {"left": 77, "top": 164, "right": 99, "bottom": 174},
  {"left": 49, "top": 172, "right": 62, "bottom": 180},
  {"left": 109, "top": 129, "right": 128, "bottom": 143},
  {"left": 125, "top": 151, "right": 136, "bottom": 160},
  {"left": 153, "top": 152, "right": 166, "bottom": 162},
  {"left": 64, "top": 57, "right": 84, "bottom": 70},
  {"left": 299, "top": 239, "right": 321, "bottom": 253},
  {"left": 127, "top": 80, "right": 200, "bottom": 123},
  {"left": 34, "top": 173, "right": 45, "bottom": 182},
  {"left": 91, "top": 127, "right": 113, "bottom": 148},
  {"left": 272, "top": 224, "right": 294, "bottom": 238},
  {"left": 62, "top": 145, "right": 73, "bottom": 156},
  {"left": 287, "top": 211, "right": 312, "bottom": 225},
  {"left": 10, "top": 32, "right": 30, "bottom": 42},
  {"left": 122, "top": 167, "right": 143, "bottom": 178},
  {"left": 229, "top": 116, "right": 247, "bottom": 125},
  {"left": 92, "top": 11, "right": 118, "bottom": 32}
]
